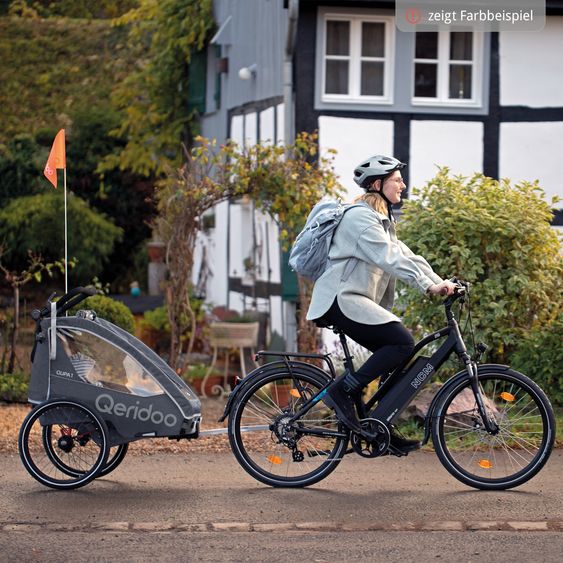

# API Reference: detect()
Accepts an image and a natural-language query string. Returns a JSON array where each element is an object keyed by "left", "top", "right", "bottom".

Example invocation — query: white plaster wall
[
  {"left": 499, "top": 122, "right": 563, "bottom": 202},
  {"left": 269, "top": 295, "right": 283, "bottom": 337},
  {"left": 259, "top": 106, "right": 275, "bottom": 143},
  {"left": 276, "top": 103, "right": 285, "bottom": 144},
  {"left": 230, "top": 114, "right": 244, "bottom": 145},
  {"left": 500, "top": 18, "right": 563, "bottom": 108},
  {"left": 197, "top": 200, "right": 229, "bottom": 308},
  {"left": 409, "top": 121, "right": 484, "bottom": 191},
  {"left": 319, "top": 116, "right": 394, "bottom": 201},
  {"left": 228, "top": 201, "right": 254, "bottom": 279},
  {"left": 244, "top": 112, "right": 257, "bottom": 147}
]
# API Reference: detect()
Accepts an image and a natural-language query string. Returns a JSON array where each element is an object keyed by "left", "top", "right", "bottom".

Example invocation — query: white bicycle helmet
[{"left": 353, "top": 155, "right": 406, "bottom": 189}]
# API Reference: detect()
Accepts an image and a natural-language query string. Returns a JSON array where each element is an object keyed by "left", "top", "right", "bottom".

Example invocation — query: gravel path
[{"left": 0, "top": 398, "right": 230, "bottom": 455}]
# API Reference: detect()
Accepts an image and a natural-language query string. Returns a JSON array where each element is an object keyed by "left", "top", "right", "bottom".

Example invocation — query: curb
[{"left": 1, "top": 521, "right": 562, "bottom": 534}]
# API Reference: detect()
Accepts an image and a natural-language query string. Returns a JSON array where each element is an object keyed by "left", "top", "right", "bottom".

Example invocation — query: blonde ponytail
[{"left": 354, "top": 191, "right": 388, "bottom": 216}]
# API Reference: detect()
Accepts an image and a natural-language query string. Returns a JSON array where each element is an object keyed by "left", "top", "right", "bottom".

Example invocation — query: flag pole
[{"left": 63, "top": 167, "right": 68, "bottom": 294}]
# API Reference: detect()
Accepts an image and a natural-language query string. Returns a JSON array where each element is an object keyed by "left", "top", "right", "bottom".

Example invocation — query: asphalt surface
[{"left": 1, "top": 448, "right": 562, "bottom": 562}]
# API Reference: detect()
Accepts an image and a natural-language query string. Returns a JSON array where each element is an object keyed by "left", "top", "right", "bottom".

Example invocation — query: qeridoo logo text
[
  {"left": 95, "top": 393, "right": 177, "bottom": 427},
  {"left": 411, "top": 363, "right": 434, "bottom": 389}
]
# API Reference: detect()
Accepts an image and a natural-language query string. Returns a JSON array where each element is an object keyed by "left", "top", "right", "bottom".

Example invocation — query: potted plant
[{"left": 183, "top": 364, "right": 223, "bottom": 397}]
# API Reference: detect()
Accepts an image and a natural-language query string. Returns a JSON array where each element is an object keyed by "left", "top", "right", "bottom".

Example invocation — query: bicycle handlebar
[{"left": 443, "top": 277, "right": 470, "bottom": 308}]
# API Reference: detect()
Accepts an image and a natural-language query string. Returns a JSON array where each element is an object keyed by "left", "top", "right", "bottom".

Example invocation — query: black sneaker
[
  {"left": 323, "top": 378, "right": 373, "bottom": 438},
  {"left": 389, "top": 427, "right": 421, "bottom": 453}
]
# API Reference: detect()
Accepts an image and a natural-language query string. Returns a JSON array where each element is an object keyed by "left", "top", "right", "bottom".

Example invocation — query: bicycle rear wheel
[
  {"left": 228, "top": 368, "right": 348, "bottom": 487},
  {"left": 432, "top": 369, "right": 555, "bottom": 490}
]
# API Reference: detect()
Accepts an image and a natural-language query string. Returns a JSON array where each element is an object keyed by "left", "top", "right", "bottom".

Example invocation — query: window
[
  {"left": 323, "top": 14, "right": 394, "bottom": 103},
  {"left": 58, "top": 329, "right": 164, "bottom": 397},
  {"left": 413, "top": 31, "right": 482, "bottom": 106}
]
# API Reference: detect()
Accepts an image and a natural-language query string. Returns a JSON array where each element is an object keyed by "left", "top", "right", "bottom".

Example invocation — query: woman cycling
[{"left": 307, "top": 155, "right": 456, "bottom": 452}]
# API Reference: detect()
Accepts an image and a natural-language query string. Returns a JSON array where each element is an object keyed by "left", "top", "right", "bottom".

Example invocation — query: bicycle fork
[
  {"left": 464, "top": 357, "right": 499, "bottom": 435},
  {"left": 452, "top": 319, "right": 499, "bottom": 435}
]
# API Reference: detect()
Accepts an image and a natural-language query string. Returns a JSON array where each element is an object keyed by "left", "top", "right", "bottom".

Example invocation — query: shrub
[
  {"left": 0, "top": 372, "right": 29, "bottom": 403},
  {"left": 0, "top": 192, "right": 122, "bottom": 284},
  {"left": 397, "top": 169, "right": 562, "bottom": 368},
  {"left": 512, "top": 312, "right": 563, "bottom": 406},
  {"left": 69, "top": 295, "right": 135, "bottom": 334}
]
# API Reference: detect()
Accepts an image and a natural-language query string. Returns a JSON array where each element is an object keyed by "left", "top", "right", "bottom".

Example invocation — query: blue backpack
[{"left": 288, "top": 200, "right": 362, "bottom": 281}]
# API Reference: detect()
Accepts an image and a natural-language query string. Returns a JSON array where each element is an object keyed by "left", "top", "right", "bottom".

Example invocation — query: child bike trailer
[{"left": 19, "top": 287, "right": 202, "bottom": 490}]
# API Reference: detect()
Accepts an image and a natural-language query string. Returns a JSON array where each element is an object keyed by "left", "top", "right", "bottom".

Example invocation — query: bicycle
[{"left": 221, "top": 280, "right": 555, "bottom": 490}]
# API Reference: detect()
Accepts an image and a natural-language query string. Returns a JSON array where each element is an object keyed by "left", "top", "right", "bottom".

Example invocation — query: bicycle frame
[{"left": 286, "top": 289, "right": 499, "bottom": 439}]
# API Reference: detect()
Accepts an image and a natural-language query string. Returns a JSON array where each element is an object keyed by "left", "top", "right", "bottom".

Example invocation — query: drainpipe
[
  {"left": 283, "top": 0, "right": 299, "bottom": 351},
  {"left": 284, "top": 0, "right": 299, "bottom": 144}
]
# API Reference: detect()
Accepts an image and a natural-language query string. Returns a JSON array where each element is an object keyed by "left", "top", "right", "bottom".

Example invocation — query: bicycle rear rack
[{"left": 255, "top": 350, "right": 338, "bottom": 379}]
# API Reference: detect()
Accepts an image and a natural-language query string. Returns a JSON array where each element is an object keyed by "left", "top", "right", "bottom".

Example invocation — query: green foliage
[
  {"left": 103, "top": 0, "right": 215, "bottom": 176},
  {"left": 183, "top": 363, "right": 208, "bottom": 382},
  {"left": 512, "top": 312, "right": 563, "bottom": 406},
  {"left": 0, "top": 192, "right": 122, "bottom": 284},
  {"left": 0, "top": 16, "right": 134, "bottom": 143},
  {"left": 8, "top": 0, "right": 139, "bottom": 19},
  {"left": 0, "top": 16, "right": 155, "bottom": 290},
  {"left": 0, "top": 372, "right": 29, "bottom": 403},
  {"left": 398, "top": 169, "right": 562, "bottom": 366},
  {"left": 67, "top": 104, "right": 155, "bottom": 291},
  {"left": 142, "top": 306, "right": 170, "bottom": 332},
  {"left": 69, "top": 294, "right": 135, "bottom": 333},
  {"left": 0, "top": 134, "right": 44, "bottom": 205},
  {"left": 234, "top": 132, "right": 343, "bottom": 250}
]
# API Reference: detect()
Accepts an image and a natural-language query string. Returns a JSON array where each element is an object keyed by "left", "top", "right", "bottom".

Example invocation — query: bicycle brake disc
[{"left": 351, "top": 418, "right": 390, "bottom": 458}]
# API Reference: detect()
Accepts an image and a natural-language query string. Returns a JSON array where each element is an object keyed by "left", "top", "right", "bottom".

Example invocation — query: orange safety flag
[{"left": 43, "top": 129, "right": 66, "bottom": 188}]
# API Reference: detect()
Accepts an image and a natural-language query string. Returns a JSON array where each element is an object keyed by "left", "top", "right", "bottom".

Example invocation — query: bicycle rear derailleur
[{"left": 350, "top": 418, "right": 390, "bottom": 458}]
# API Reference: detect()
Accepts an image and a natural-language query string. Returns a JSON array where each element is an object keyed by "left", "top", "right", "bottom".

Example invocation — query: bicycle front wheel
[
  {"left": 432, "top": 369, "right": 555, "bottom": 490},
  {"left": 228, "top": 369, "right": 348, "bottom": 487}
]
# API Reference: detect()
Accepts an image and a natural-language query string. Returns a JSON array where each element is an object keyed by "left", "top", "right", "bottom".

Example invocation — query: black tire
[
  {"left": 97, "top": 443, "right": 128, "bottom": 477},
  {"left": 19, "top": 400, "right": 109, "bottom": 490},
  {"left": 432, "top": 368, "right": 555, "bottom": 490},
  {"left": 42, "top": 426, "right": 128, "bottom": 479},
  {"left": 228, "top": 367, "right": 348, "bottom": 488}
]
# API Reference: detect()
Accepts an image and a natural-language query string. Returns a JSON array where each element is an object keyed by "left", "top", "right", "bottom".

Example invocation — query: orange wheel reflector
[
  {"left": 478, "top": 459, "right": 493, "bottom": 469},
  {"left": 499, "top": 392, "right": 516, "bottom": 402},
  {"left": 289, "top": 389, "right": 301, "bottom": 398},
  {"left": 267, "top": 455, "right": 282, "bottom": 465}
]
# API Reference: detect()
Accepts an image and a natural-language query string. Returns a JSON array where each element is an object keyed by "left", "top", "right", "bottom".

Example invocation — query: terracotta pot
[
  {"left": 147, "top": 241, "right": 166, "bottom": 263},
  {"left": 192, "top": 375, "right": 224, "bottom": 397}
]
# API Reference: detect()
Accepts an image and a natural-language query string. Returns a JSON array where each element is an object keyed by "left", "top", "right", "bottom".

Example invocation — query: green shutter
[
  {"left": 281, "top": 250, "right": 298, "bottom": 302},
  {"left": 188, "top": 50, "right": 207, "bottom": 114}
]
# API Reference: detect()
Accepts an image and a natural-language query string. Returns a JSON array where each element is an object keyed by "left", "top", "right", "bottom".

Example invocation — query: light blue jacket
[{"left": 306, "top": 202, "right": 443, "bottom": 325}]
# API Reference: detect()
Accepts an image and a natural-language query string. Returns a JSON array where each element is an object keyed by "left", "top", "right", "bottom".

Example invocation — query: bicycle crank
[{"left": 351, "top": 418, "right": 390, "bottom": 458}]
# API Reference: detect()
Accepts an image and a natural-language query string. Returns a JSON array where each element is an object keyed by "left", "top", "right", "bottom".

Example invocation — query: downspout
[
  {"left": 283, "top": 0, "right": 299, "bottom": 351},
  {"left": 284, "top": 0, "right": 299, "bottom": 144}
]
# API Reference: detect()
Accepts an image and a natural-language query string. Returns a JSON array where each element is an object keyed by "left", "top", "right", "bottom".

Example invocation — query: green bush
[
  {"left": 0, "top": 191, "right": 122, "bottom": 284},
  {"left": 512, "top": 312, "right": 563, "bottom": 406},
  {"left": 398, "top": 169, "right": 562, "bottom": 369},
  {"left": 70, "top": 295, "right": 135, "bottom": 334},
  {"left": 142, "top": 306, "right": 170, "bottom": 332},
  {"left": 0, "top": 372, "right": 29, "bottom": 403}
]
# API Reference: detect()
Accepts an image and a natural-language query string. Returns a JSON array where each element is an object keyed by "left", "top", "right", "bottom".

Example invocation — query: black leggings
[{"left": 322, "top": 299, "right": 415, "bottom": 387}]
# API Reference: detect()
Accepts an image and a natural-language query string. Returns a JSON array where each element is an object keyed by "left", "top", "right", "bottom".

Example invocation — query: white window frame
[
  {"left": 412, "top": 31, "right": 484, "bottom": 107},
  {"left": 322, "top": 13, "right": 394, "bottom": 104}
]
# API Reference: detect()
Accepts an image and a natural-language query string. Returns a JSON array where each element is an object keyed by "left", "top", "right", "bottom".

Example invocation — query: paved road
[{"left": 1, "top": 448, "right": 562, "bottom": 562}]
